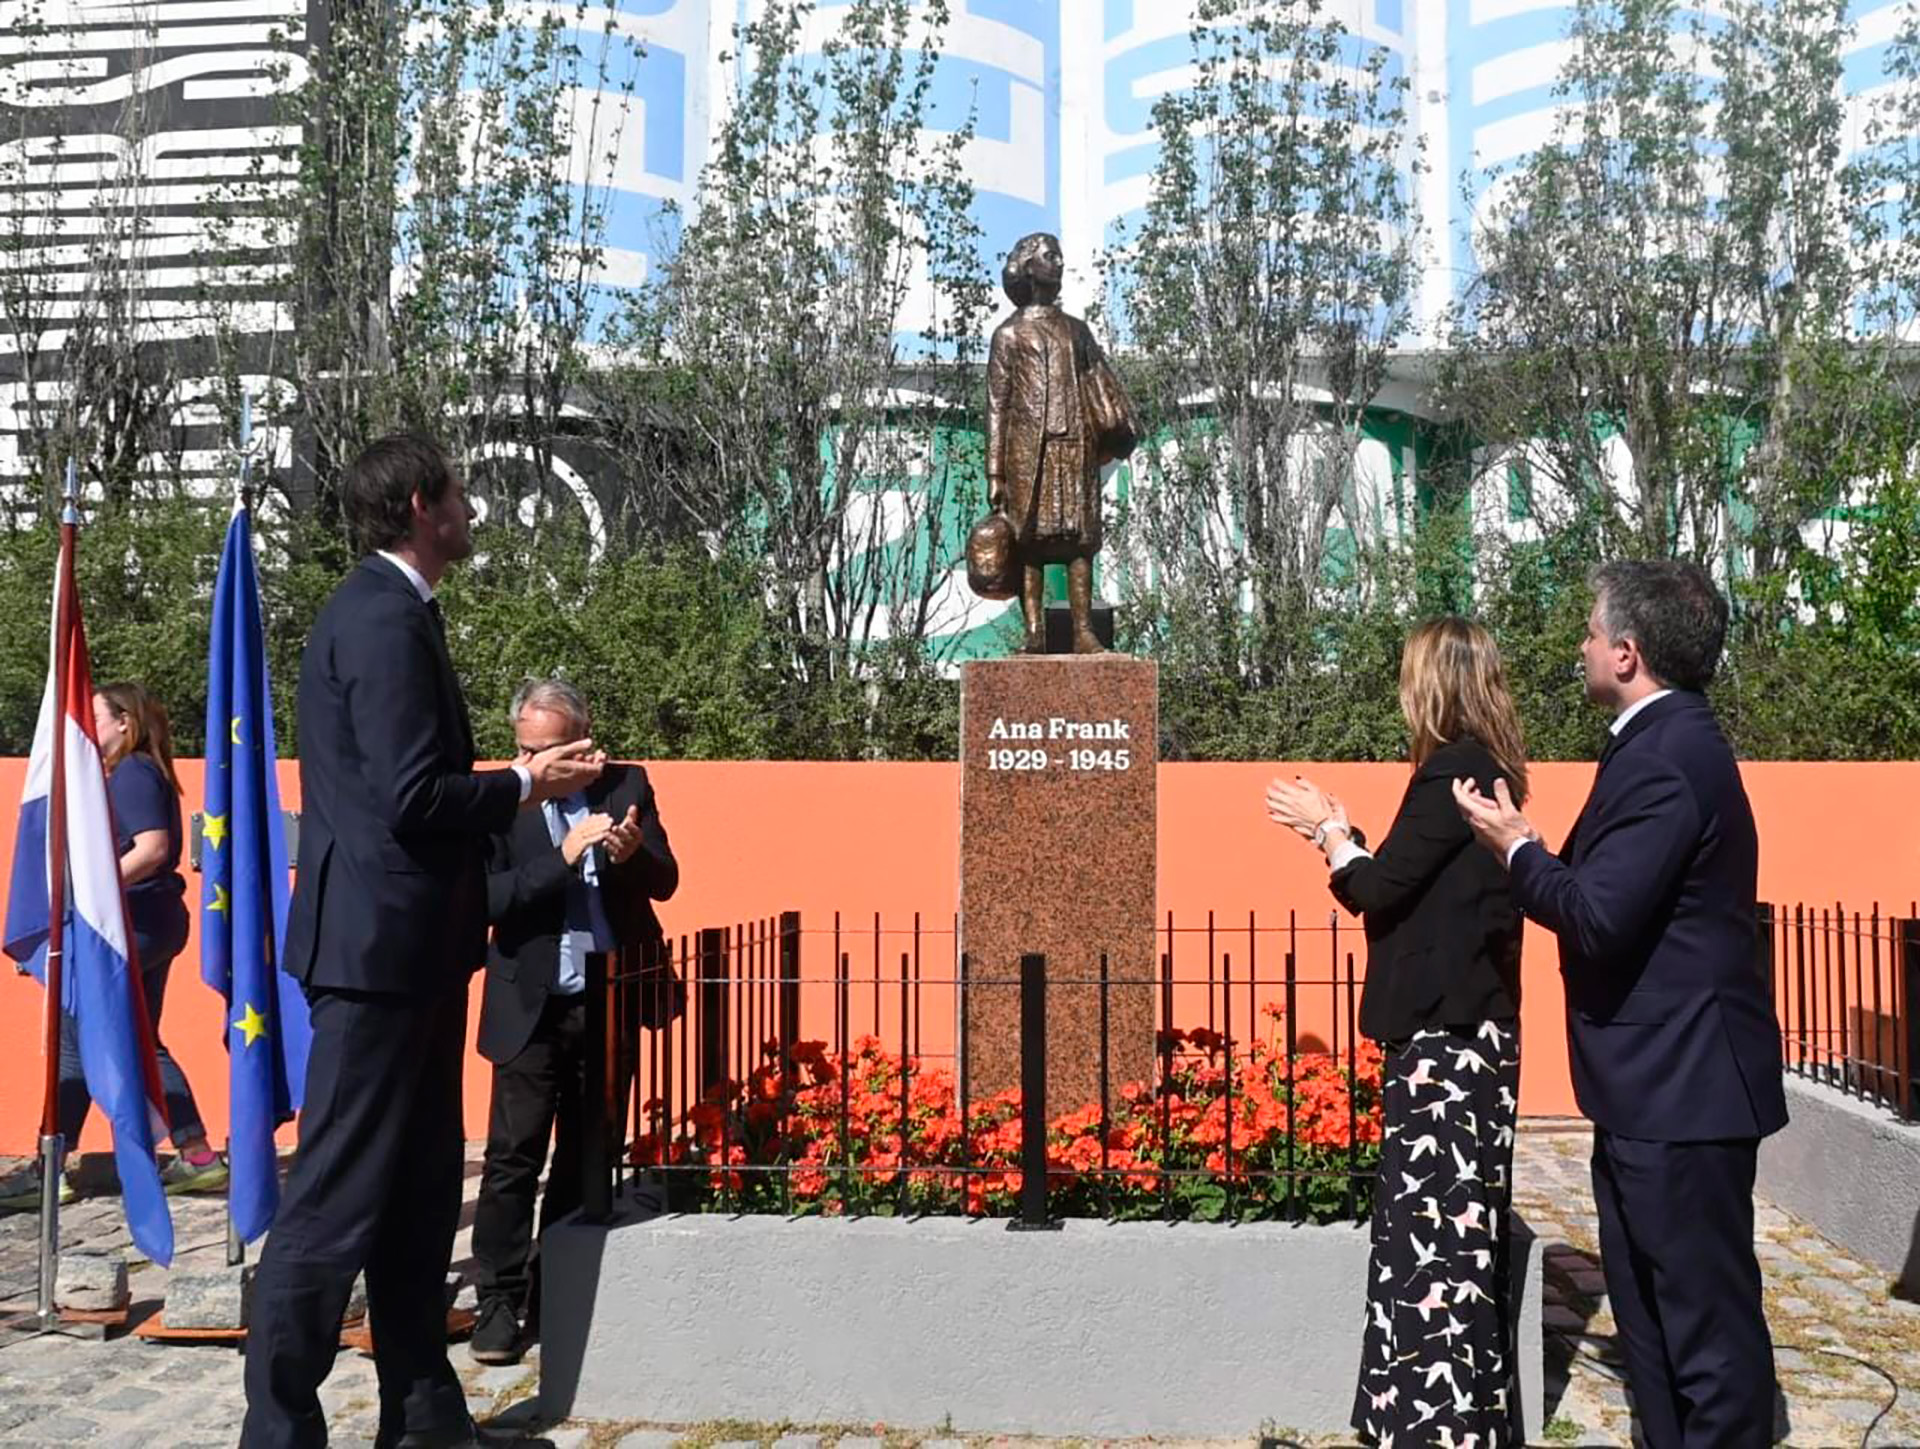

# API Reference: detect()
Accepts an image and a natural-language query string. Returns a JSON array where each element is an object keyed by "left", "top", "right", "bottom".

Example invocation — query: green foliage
[
  {"left": 1103, "top": 0, "right": 1422, "bottom": 690},
  {"left": 2, "top": 0, "right": 1917, "bottom": 767},
  {"left": 0, "top": 499, "right": 229, "bottom": 755},
  {"left": 1444, "top": 0, "right": 1866, "bottom": 564},
  {"left": 444, "top": 528, "right": 784, "bottom": 760},
  {"left": 601, "top": 0, "right": 993, "bottom": 695}
]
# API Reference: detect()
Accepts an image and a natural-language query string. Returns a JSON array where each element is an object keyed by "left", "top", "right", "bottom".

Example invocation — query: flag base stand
[
  {"left": 36, "top": 1131, "right": 59, "bottom": 1324},
  {"left": 0, "top": 1134, "right": 88, "bottom": 1345}
]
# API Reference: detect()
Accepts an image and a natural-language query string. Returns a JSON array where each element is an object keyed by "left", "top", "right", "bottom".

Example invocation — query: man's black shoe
[
  {"left": 468, "top": 1297, "right": 522, "bottom": 1365},
  {"left": 374, "top": 1425, "right": 479, "bottom": 1449}
]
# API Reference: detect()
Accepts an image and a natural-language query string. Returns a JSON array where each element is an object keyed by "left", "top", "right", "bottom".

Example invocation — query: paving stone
[
  {"left": 771, "top": 1437, "right": 821, "bottom": 1449},
  {"left": 53, "top": 1254, "right": 128, "bottom": 1313},
  {"left": 146, "top": 1356, "right": 225, "bottom": 1383},
  {"left": 471, "top": 1362, "right": 531, "bottom": 1395},
  {"left": 834, "top": 1438, "right": 886, "bottom": 1449},
  {"left": 1824, "top": 1396, "right": 1895, "bottom": 1426},
  {"left": 1593, "top": 1379, "right": 1630, "bottom": 1409},
  {"left": 708, "top": 1440, "right": 760, "bottom": 1449},
  {"left": 85, "top": 1386, "right": 162, "bottom": 1413},
  {"left": 0, "top": 1405, "right": 44, "bottom": 1434},
  {"left": 1774, "top": 1294, "right": 1820, "bottom": 1316},
  {"left": 922, "top": 1439, "right": 967, "bottom": 1449},
  {"left": 1773, "top": 1346, "right": 1816, "bottom": 1372},
  {"left": 14, "top": 1416, "right": 102, "bottom": 1441},
  {"left": 1803, "top": 1275, "right": 1869, "bottom": 1303},
  {"left": 1795, "top": 1372, "right": 1872, "bottom": 1394},
  {"left": 614, "top": 1433, "right": 682, "bottom": 1449}
]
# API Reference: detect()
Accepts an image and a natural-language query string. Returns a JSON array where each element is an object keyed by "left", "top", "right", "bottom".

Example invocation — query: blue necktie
[{"left": 551, "top": 795, "right": 618, "bottom": 952}]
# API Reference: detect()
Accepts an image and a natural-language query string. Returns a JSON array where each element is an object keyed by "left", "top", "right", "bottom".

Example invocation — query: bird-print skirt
[{"left": 1352, "top": 1019, "right": 1521, "bottom": 1448}]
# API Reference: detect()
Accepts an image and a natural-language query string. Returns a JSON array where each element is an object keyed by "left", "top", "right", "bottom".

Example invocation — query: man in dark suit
[
  {"left": 467, "top": 678, "right": 679, "bottom": 1365},
  {"left": 243, "top": 435, "right": 604, "bottom": 1449},
  {"left": 1454, "top": 560, "right": 1787, "bottom": 1448}
]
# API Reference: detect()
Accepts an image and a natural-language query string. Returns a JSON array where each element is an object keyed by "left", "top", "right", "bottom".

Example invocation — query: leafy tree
[
  {"left": 599, "top": 0, "right": 993, "bottom": 694},
  {"left": 232, "top": 0, "right": 636, "bottom": 526},
  {"left": 1445, "top": 0, "right": 1866, "bottom": 565},
  {"left": 1102, "top": 0, "right": 1423, "bottom": 690}
]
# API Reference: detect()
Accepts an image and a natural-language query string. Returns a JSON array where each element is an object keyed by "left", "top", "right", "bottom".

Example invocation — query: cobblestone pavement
[
  {"left": 2, "top": 1130, "right": 1915, "bottom": 1447},
  {"left": 1513, "top": 1125, "right": 1920, "bottom": 1449}
]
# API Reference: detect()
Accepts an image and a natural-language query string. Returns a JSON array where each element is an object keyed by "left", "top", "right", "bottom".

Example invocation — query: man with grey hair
[
  {"left": 468, "top": 679, "right": 679, "bottom": 1365},
  {"left": 1454, "top": 560, "right": 1786, "bottom": 1447}
]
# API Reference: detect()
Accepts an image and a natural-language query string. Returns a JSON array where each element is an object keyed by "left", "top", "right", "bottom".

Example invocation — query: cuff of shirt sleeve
[
  {"left": 511, "top": 763, "right": 532, "bottom": 802},
  {"left": 1505, "top": 836, "right": 1534, "bottom": 868},
  {"left": 1328, "top": 839, "right": 1373, "bottom": 872}
]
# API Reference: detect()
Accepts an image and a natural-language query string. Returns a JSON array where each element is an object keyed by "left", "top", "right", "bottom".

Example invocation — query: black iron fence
[
  {"left": 1760, "top": 900, "right": 1920, "bottom": 1120},
  {"left": 580, "top": 910, "right": 1384, "bottom": 1226}
]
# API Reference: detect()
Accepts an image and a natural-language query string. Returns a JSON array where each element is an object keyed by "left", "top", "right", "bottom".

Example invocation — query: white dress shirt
[{"left": 1504, "top": 688, "right": 1677, "bottom": 866}]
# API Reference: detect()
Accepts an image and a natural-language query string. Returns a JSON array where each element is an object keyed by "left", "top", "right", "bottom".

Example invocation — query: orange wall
[{"left": 1, "top": 758, "right": 1915, "bottom": 1152}]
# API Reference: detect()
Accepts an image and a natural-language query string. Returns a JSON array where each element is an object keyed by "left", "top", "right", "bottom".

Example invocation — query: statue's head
[{"left": 1002, "top": 232, "right": 1064, "bottom": 307}]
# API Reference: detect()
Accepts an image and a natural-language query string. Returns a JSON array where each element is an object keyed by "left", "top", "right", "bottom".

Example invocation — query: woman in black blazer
[{"left": 1268, "top": 616, "right": 1529, "bottom": 1449}]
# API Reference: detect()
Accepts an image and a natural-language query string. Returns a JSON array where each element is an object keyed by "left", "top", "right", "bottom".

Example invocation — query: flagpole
[
  {"left": 36, "top": 459, "right": 79, "bottom": 1330},
  {"left": 226, "top": 390, "right": 249, "bottom": 1269}
]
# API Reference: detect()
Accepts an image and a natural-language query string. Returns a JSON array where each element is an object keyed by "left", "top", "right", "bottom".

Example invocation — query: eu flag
[{"left": 202, "top": 506, "right": 312, "bottom": 1243}]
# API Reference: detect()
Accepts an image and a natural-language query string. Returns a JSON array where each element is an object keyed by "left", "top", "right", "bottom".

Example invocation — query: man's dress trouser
[
  {"left": 1591, "top": 1129, "right": 1775, "bottom": 1448},
  {"left": 242, "top": 984, "right": 471, "bottom": 1448}
]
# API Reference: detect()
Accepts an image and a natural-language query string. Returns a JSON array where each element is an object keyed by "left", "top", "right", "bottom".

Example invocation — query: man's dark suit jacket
[
  {"left": 284, "top": 556, "right": 523, "bottom": 994},
  {"left": 1511, "top": 690, "right": 1788, "bottom": 1141},
  {"left": 478, "top": 762, "right": 679, "bottom": 1065},
  {"left": 1330, "top": 736, "right": 1523, "bottom": 1043}
]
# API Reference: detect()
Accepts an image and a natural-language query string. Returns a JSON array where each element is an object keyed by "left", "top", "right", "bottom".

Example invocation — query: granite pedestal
[{"left": 958, "top": 655, "right": 1155, "bottom": 1112}]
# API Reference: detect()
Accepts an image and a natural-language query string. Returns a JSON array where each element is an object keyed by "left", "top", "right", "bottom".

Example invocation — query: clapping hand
[
  {"left": 601, "top": 805, "right": 643, "bottom": 865},
  {"left": 560, "top": 811, "right": 615, "bottom": 867},
  {"left": 1451, "top": 777, "right": 1540, "bottom": 862},
  {"left": 1266, "top": 776, "right": 1346, "bottom": 845}
]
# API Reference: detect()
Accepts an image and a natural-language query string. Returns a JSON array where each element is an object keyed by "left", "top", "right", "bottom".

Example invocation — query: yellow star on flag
[
  {"left": 208, "top": 882, "right": 230, "bottom": 915},
  {"left": 203, "top": 813, "right": 228, "bottom": 851},
  {"left": 233, "top": 1002, "right": 268, "bottom": 1048},
  {"left": 230, "top": 715, "right": 244, "bottom": 745}
]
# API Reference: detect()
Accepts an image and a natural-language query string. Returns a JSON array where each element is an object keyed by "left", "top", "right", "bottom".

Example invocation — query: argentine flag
[{"left": 3, "top": 537, "right": 175, "bottom": 1267}]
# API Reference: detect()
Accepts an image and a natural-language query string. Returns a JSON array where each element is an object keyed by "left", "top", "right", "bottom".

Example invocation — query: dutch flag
[{"left": 3, "top": 535, "right": 175, "bottom": 1267}]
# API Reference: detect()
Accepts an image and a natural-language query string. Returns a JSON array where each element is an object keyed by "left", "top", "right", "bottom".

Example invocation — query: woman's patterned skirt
[{"left": 1352, "top": 1020, "right": 1521, "bottom": 1448}]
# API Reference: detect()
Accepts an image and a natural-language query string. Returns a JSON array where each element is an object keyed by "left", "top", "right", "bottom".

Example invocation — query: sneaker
[
  {"left": 161, "top": 1152, "right": 230, "bottom": 1195},
  {"left": 468, "top": 1297, "right": 522, "bottom": 1365},
  {"left": 0, "top": 1167, "right": 76, "bottom": 1211}
]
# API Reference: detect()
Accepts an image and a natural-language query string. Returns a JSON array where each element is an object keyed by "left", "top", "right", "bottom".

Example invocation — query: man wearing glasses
[{"left": 468, "top": 678, "right": 679, "bottom": 1366}]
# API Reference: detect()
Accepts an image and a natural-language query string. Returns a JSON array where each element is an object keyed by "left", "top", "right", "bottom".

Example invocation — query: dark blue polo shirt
[{"left": 109, "top": 753, "right": 189, "bottom": 960}]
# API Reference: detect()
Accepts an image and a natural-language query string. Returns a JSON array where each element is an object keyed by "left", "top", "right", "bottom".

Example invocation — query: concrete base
[
  {"left": 164, "top": 1265, "right": 253, "bottom": 1329},
  {"left": 539, "top": 1200, "right": 1544, "bottom": 1438},
  {"left": 1758, "top": 1075, "right": 1920, "bottom": 1292},
  {"left": 55, "top": 1253, "right": 129, "bottom": 1312}
]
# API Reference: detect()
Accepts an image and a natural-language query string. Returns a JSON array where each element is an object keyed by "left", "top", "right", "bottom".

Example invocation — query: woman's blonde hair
[
  {"left": 1397, "top": 617, "right": 1529, "bottom": 804},
  {"left": 95, "top": 681, "right": 183, "bottom": 795}
]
